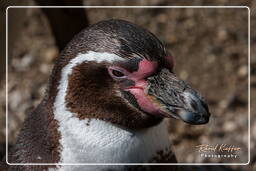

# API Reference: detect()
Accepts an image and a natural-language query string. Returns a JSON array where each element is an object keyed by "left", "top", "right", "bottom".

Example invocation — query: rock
[
  {"left": 40, "top": 63, "right": 52, "bottom": 74},
  {"left": 217, "top": 28, "right": 228, "bottom": 42},
  {"left": 44, "top": 47, "right": 59, "bottom": 63},
  {"left": 157, "top": 14, "right": 167, "bottom": 23},
  {"left": 237, "top": 65, "right": 248, "bottom": 78},
  {"left": 179, "top": 71, "right": 188, "bottom": 80},
  {"left": 207, "top": 55, "right": 216, "bottom": 64},
  {"left": 223, "top": 121, "right": 236, "bottom": 132},
  {"left": 12, "top": 54, "right": 33, "bottom": 72}
]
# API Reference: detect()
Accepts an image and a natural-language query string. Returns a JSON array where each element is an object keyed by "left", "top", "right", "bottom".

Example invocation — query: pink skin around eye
[
  {"left": 128, "top": 59, "right": 158, "bottom": 81},
  {"left": 124, "top": 59, "right": 164, "bottom": 115},
  {"left": 109, "top": 57, "right": 174, "bottom": 116},
  {"left": 125, "top": 59, "right": 157, "bottom": 91}
]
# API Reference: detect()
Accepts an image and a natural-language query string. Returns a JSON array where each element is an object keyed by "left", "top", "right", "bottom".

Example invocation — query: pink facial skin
[
  {"left": 124, "top": 59, "right": 165, "bottom": 116},
  {"left": 126, "top": 86, "right": 164, "bottom": 115},
  {"left": 128, "top": 59, "right": 158, "bottom": 81},
  {"left": 109, "top": 57, "right": 175, "bottom": 117}
]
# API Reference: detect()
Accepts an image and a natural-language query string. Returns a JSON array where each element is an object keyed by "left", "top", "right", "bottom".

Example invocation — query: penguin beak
[{"left": 145, "top": 68, "right": 211, "bottom": 125}]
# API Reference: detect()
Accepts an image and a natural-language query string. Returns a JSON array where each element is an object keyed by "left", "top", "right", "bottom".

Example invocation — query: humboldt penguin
[{"left": 1, "top": 19, "right": 210, "bottom": 171}]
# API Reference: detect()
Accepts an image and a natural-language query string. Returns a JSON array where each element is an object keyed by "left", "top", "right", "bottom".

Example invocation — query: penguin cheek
[
  {"left": 123, "top": 80, "right": 164, "bottom": 117},
  {"left": 118, "top": 79, "right": 136, "bottom": 90}
]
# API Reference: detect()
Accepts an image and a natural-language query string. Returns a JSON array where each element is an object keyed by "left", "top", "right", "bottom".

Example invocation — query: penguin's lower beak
[{"left": 145, "top": 68, "right": 211, "bottom": 125}]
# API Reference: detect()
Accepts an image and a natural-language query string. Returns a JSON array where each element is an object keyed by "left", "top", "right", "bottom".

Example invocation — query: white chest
[{"left": 53, "top": 116, "right": 170, "bottom": 171}]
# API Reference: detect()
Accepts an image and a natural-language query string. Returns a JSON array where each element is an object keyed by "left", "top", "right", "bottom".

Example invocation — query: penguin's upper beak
[{"left": 145, "top": 68, "right": 211, "bottom": 125}]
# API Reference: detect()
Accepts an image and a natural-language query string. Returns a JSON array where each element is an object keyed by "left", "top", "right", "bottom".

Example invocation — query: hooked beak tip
[{"left": 178, "top": 111, "right": 211, "bottom": 125}]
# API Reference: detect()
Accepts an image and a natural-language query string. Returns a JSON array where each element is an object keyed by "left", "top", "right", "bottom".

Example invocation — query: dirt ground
[{"left": 0, "top": 0, "right": 255, "bottom": 170}]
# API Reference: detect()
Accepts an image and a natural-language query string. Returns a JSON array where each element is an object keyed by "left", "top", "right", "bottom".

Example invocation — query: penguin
[{"left": 1, "top": 19, "right": 210, "bottom": 171}]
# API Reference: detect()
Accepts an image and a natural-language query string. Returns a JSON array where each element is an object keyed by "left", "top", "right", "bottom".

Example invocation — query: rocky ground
[{"left": 0, "top": 0, "right": 255, "bottom": 170}]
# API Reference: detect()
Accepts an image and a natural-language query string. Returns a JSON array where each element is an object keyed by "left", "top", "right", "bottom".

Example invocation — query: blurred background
[{"left": 0, "top": 0, "right": 255, "bottom": 171}]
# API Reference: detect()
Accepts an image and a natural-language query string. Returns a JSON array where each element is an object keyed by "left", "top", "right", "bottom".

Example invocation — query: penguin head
[{"left": 48, "top": 19, "right": 210, "bottom": 129}]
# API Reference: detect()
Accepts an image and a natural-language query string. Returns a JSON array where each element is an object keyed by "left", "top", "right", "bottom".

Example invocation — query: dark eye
[
  {"left": 108, "top": 66, "right": 128, "bottom": 79},
  {"left": 112, "top": 70, "right": 125, "bottom": 77}
]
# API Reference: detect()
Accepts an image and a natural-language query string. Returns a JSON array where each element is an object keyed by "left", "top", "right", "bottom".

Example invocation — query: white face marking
[{"left": 53, "top": 51, "right": 171, "bottom": 170}]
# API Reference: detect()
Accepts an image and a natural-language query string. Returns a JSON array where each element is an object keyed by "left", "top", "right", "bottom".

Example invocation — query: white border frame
[{"left": 5, "top": 6, "right": 250, "bottom": 166}]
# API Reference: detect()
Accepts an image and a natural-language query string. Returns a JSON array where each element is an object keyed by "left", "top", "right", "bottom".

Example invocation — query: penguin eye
[
  {"left": 108, "top": 66, "right": 128, "bottom": 79},
  {"left": 112, "top": 70, "right": 125, "bottom": 77}
]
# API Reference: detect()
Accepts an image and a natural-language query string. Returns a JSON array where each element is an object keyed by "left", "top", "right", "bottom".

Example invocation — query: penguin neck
[{"left": 54, "top": 106, "right": 171, "bottom": 163}]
